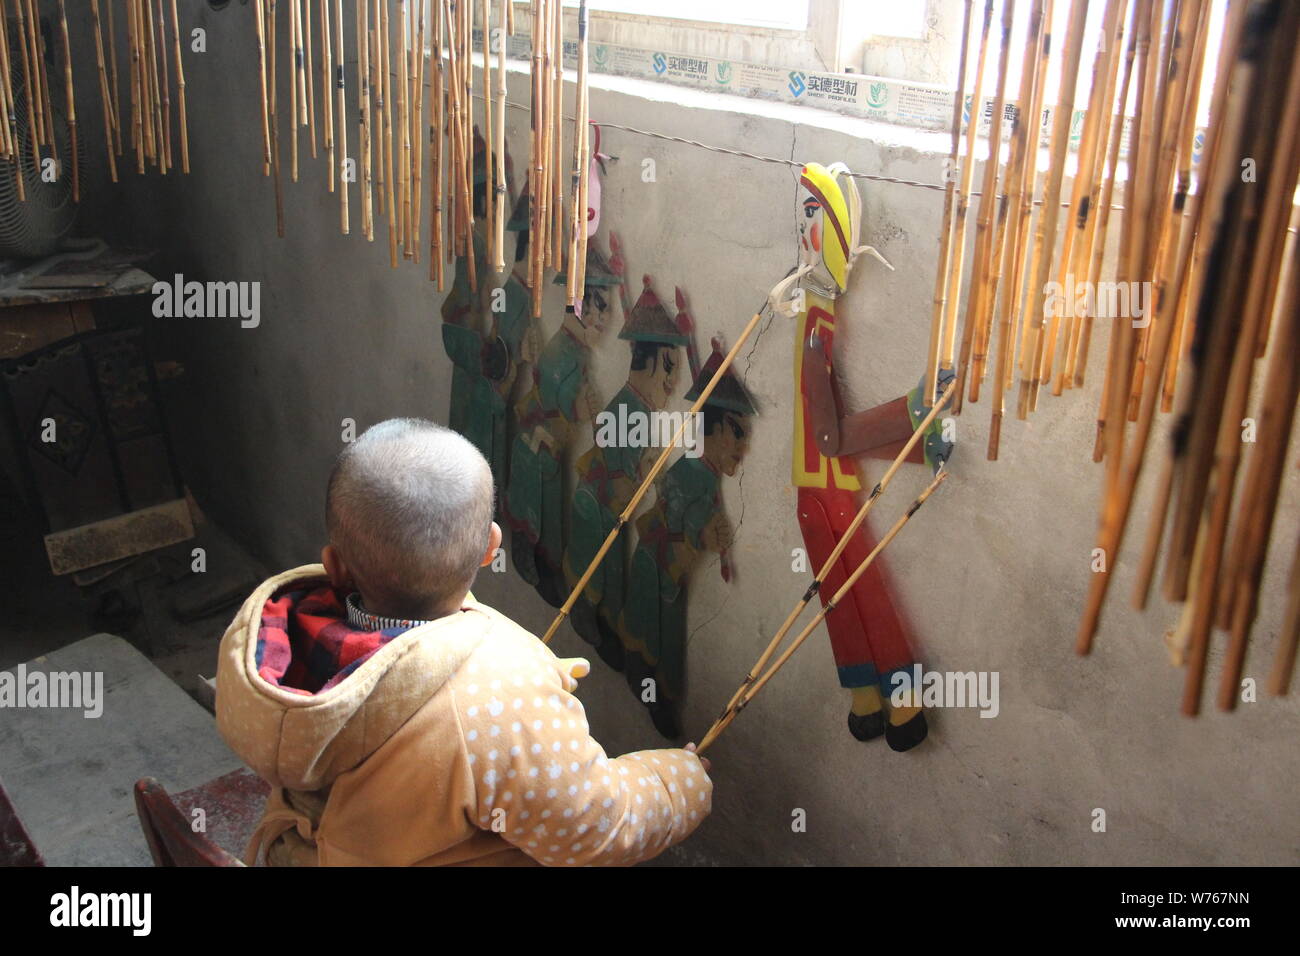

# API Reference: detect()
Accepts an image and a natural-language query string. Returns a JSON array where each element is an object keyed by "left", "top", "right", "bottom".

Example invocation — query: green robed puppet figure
[
  {"left": 439, "top": 131, "right": 499, "bottom": 476},
  {"left": 563, "top": 276, "right": 687, "bottom": 667},
  {"left": 505, "top": 246, "right": 621, "bottom": 607},
  {"left": 439, "top": 130, "right": 526, "bottom": 493},
  {"left": 619, "top": 343, "right": 756, "bottom": 739}
]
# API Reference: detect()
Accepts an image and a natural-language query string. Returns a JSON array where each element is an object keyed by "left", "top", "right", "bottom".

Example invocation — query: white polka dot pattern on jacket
[{"left": 452, "top": 636, "right": 712, "bottom": 866}]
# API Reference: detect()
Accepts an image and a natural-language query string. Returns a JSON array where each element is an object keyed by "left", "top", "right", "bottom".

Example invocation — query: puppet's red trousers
[{"left": 796, "top": 484, "right": 918, "bottom": 694}]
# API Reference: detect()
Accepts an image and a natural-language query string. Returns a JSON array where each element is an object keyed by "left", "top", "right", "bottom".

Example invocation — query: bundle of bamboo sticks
[
  {"left": 239, "top": 0, "right": 590, "bottom": 307},
  {"left": 2, "top": 0, "right": 179, "bottom": 200},
  {"left": 925, "top": 0, "right": 1298, "bottom": 712}
]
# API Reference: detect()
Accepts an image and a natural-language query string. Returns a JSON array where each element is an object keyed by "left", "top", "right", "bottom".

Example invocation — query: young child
[{"left": 217, "top": 418, "right": 712, "bottom": 866}]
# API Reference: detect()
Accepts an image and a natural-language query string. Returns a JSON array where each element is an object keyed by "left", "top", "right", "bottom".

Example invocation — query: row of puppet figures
[
  {"left": 439, "top": 139, "right": 755, "bottom": 739},
  {"left": 248, "top": 0, "right": 595, "bottom": 315}
]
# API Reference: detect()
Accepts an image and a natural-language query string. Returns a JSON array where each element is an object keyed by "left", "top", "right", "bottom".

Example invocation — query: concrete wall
[{"left": 64, "top": 2, "right": 1299, "bottom": 865}]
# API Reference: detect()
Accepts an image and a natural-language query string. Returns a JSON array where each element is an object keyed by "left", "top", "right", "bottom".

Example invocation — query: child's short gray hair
[{"left": 326, "top": 418, "right": 495, "bottom": 615}]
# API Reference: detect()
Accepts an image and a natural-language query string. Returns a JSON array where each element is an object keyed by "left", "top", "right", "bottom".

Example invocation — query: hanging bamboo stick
[
  {"left": 303, "top": 0, "right": 316, "bottom": 158},
  {"left": 254, "top": 0, "right": 271, "bottom": 174},
  {"left": 128, "top": 0, "right": 145, "bottom": 172},
  {"left": 1047, "top": 0, "right": 1129, "bottom": 397},
  {"left": 923, "top": 0, "right": 973, "bottom": 408},
  {"left": 1009, "top": 0, "right": 1055, "bottom": 394},
  {"left": 565, "top": 0, "right": 589, "bottom": 305},
  {"left": 295, "top": 0, "right": 307, "bottom": 125},
  {"left": 548, "top": 0, "right": 562, "bottom": 272},
  {"left": 322, "top": 0, "right": 334, "bottom": 191},
  {"left": 0, "top": 3, "right": 23, "bottom": 198},
  {"left": 108, "top": 0, "right": 122, "bottom": 156},
  {"left": 55, "top": 0, "right": 77, "bottom": 200},
  {"left": 268, "top": 0, "right": 284, "bottom": 235},
  {"left": 359, "top": 0, "right": 374, "bottom": 241},
  {"left": 168, "top": 0, "right": 188, "bottom": 173},
  {"left": 492, "top": 0, "right": 508, "bottom": 274},
  {"left": 155, "top": 0, "right": 171, "bottom": 172},
  {"left": 373, "top": 0, "right": 386, "bottom": 218},
  {"left": 698, "top": 469, "right": 948, "bottom": 754},
  {"left": 461, "top": 0, "right": 477, "bottom": 290},
  {"left": 41, "top": 0, "right": 61, "bottom": 161},
  {"left": 1122, "top": 0, "right": 1188, "bottom": 421},
  {"left": 143, "top": 0, "right": 163, "bottom": 170},
  {"left": 574, "top": 43, "right": 590, "bottom": 293},
  {"left": 952, "top": 0, "right": 1014, "bottom": 414},
  {"left": 528, "top": 0, "right": 546, "bottom": 315},
  {"left": 482, "top": 0, "right": 495, "bottom": 269},
  {"left": 1101, "top": 0, "right": 1161, "bottom": 433},
  {"left": 397, "top": 0, "right": 411, "bottom": 254},
  {"left": 0, "top": 14, "right": 12, "bottom": 162},
  {"left": 0, "top": 5, "right": 13, "bottom": 161},
  {"left": 462, "top": 0, "right": 476, "bottom": 286},
  {"left": 1073, "top": 0, "right": 1138, "bottom": 395},
  {"left": 335, "top": 0, "right": 348, "bottom": 233},
  {"left": 412, "top": 0, "right": 427, "bottom": 260},
  {"left": 987, "top": 0, "right": 1048, "bottom": 458},
  {"left": 938, "top": 0, "right": 993, "bottom": 383},
  {"left": 1269, "top": 530, "right": 1300, "bottom": 698},
  {"left": 1017, "top": 0, "right": 1088, "bottom": 418},
  {"left": 442, "top": 0, "right": 459, "bottom": 260},
  {"left": 139, "top": 0, "right": 155, "bottom": 165},
  {"left": 91, "top": 0, "right": 118, "bottom": 182},
  {"left": 21, "top": 0, "right": 43, "bottom": 147},
  {"left": 289, "top": 0, "right": 300, "bottom": 180},
  {"left": 1087, "top": 1, "right": 1143, "bottom": 458},
  {"left": 12, "top": 0, "right": 35, "bottom": 176},
  {"left": 443, "top": 0, "right": 473, "bottom": 284},
  {"left": 384, "top": 0, "right": 399, "bottom": 263},
  {"left": 431, "top": 0, "right": 446, "bottom": 284}
]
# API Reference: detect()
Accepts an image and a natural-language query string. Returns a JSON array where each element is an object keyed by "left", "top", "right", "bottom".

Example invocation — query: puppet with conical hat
[
  {"left": 785, "top": 161, "right": 954, "bottom": 753},
  {"left": 504, "top": 246, "right": 621, "bottom": 605},
  {"left": 618, "top": 339, "right": 757, "bottom": 739},
  {"left": 563, "top": 276, "right": 687, "bottom": 665}
]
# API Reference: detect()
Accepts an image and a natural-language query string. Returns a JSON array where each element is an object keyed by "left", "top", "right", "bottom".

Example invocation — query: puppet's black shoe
[
  {"left": 569, "top": 599, "right": 602, "bottom": 647},
  {"left": 596, "top": 633, "right": 626, "bottom": 671},
  {"left": 885, "top": 711, "right": 929, "bottom": 752},
  {"left": 847, "top": 708, "right": 885, "bottom": 741},
  {"left": 648, "top": 702, "right": 681, "bottom": 740},
  {"left": 511, "top": 532, "right": 540, "bottom": 586},
  {"left": 534, "top": 564, "right": 564, "bottom": 609}
]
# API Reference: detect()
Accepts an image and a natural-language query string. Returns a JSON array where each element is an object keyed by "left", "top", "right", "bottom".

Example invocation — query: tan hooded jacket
[{"left": 216, "top": 565, "right": 712, "bottom": 866}]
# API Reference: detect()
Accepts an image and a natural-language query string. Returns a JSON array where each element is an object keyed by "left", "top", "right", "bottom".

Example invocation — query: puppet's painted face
[
  {"left": 798, "top": 185, "right": 838, "bottom": 295},
  {"left": 632, "top": 346, "right": 680, "bottom": 412},
  {"left": 706, "top": 412, "right": 751, "bottom": 477},
  {"left": 797, "top": 164, "right": 854, "bottom": 296},
  {"left": 578, "top": 289, "right": 612, "bottom": 347}
]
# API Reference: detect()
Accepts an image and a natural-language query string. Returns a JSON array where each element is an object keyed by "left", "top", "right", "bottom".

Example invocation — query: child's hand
[{"left": 684, "top": 742, "right": 711, "bottom": 773}]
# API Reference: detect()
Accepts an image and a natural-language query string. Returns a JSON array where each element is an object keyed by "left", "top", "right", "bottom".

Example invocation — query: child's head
[{"left": 322, "top": 419, "right": 501, "bottom": 621}]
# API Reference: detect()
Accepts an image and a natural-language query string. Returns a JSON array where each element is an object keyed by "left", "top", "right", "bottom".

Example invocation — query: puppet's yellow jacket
[{"left": 216, "top": 565, "right": 711, "bottom": 866}]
